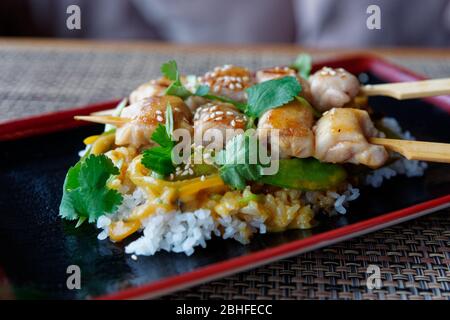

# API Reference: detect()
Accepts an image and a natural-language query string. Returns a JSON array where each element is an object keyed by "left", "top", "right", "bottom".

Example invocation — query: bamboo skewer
[
  {"left": 361, "top": 78, "right": 450, "bottom": 100},
  {"left": 74, "top": 115, "right": 130, "bottom": 126},
  {"left": 370, "top": 137, "right": 450, "bottom": 163}
]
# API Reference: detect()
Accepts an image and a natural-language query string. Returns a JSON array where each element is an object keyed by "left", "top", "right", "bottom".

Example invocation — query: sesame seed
[
  {"left": 226, "top": 111, "right": 234, "bottom": 116},
  {"left": 200, "top": 175, "right": 205, "bottom": 181},
  {"left": 131, "top": 255, "right": 138, "bottom": 261},
  {"left": 215, "top": 117, "right": 223, "bottom": 121},
  {"left": 156, "top": 115, "right": 164, "bottom": 122}
]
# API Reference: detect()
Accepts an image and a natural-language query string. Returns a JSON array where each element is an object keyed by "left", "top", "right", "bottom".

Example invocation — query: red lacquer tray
[{"left": 0, "top": 55, "right": 449, "bottom": 300}]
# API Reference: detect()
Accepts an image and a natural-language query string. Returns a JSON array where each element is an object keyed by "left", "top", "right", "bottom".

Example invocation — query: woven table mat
[{"left": 0, "top": 43, "right": 449, "bottom": 300}]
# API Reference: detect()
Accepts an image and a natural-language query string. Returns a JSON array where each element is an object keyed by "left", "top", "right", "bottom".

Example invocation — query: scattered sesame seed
[
  {"left": 131, "top": 255, "right": 138, "bottom": 261},
  {"left": 156, "top": 115, "right": 164, "bottom": 122}
]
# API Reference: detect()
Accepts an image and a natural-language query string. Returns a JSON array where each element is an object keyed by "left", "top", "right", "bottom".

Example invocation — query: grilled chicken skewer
[{"left": 76, "top": 106, "right": 450, "bottom": 165}]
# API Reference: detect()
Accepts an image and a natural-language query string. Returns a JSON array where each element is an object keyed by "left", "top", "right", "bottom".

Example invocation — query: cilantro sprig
[
  {"left": 141, "top": 103, "right": 176, "bottom": 176},
  {"left": 161, "top": 60, "right": 192, "bottom": 99},
  {"left": 291, "top": 53, "right": 312, "bottom": 79},
  {"left": 215, "top": 134, "right": 262, "bottom": 189},
  {"left": 141, "top": 124, "right": 176, "bottom": 176},
  {"left": 59, "top": 154, "right": 123, "bottom": 226}
]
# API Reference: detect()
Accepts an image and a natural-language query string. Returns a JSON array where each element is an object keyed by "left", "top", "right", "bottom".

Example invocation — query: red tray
[{"left": 0, "top": 55, "right": 449, "bottom": 300}]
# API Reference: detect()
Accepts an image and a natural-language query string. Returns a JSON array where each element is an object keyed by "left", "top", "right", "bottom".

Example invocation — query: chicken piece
[
  {"left": 193, "top": 102, "right": 247, "bottom": 149},
  {"left": 257, "top": 100, "right": 315, "bottom": 159},
  {"left": 314, "top": 108, "right": 388, "bottom": 168},
  {"left": 129, "top": 77, "right": 171, "bottom": 104},
  {"left": 309, "top": 67, "right": 360, "bottom": 111},
  {"left": 255, "top": 66, "right": 313, "bottom": 103},
  {"left": 116, "top": 96, "right": 192, "bottom": 148},
  {"left": 199, "top": 65, "right": 253, "bottom": 102}
]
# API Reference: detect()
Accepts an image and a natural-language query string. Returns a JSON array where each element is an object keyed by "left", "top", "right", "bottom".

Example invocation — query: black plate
[{"left": 1, "top": 73, "right": 449, "bottom": 299}]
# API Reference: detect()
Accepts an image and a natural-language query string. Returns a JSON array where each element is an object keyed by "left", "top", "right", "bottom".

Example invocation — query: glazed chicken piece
[
  {"left": 256, "top": 66, "right": 313, "bottom": 103},
  {"left": 116, "top": 96, "right": 192, "bottom": 148},
  {"left": 129, "top": 77, "right": 171, "bottom": 104},
  {"left": 193, "top": 102, "right": 247, "bottom": 149},
  {"left": 314, "top": 108, "right": 388, "bottom": 168},
  {"left": 309, "top": 67, "right": 360, "bottom": 111},
  {"left": 257, "top": 99, "right": 315, "bottom": 159},
  {"left": 199, "top": 65, "right": 253, "bottom": 102}
]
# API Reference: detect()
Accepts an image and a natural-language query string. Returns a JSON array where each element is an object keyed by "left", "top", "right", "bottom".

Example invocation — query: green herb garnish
[
  {"left": 59, "top": 154, "right": 123, "bottom": 226},
  {"left": 291, "top": 53, "right": 312, "bottom": 79},
  {"left": 161, "top": 60, "right": 192, "bottom": 99},
  {"left": 245, "top": 76, "right": 301, "bottom": 118},
  {"left": 141, "top": 124, "right": 176, "bottom": 176},
  {"left": 141, "top": 104, "right": 176, "bottom": 176},
  {"left": 215, "top": 134, "right": 262, "bottom": 189}
]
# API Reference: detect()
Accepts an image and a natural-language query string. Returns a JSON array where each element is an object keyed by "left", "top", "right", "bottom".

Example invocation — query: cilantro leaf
[
  {"left": 141, "top": 124, "right": 176, "bottom": 176},
  {"left": 292, "top": 53, "right": 312, "bottom": 79},
  {"left": 161, "top": 60, "right": 193, "bottom": 100},
  {"left": 59, "top": 154, "right": 123, "bottom": 224},
  {"left": 161, "top": 60, "right": 178, "bottom": 81},
  {"left": 245, "top": 76, "right": 301, "bottom": 118},
  {"left": 215, "top": 134, "right": 261, "bottom": 189}
]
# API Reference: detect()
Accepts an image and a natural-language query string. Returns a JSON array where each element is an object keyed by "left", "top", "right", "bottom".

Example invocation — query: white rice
[
  {"left": 125, "top": 209, "right": 216, "bottom": 256},
  {"left": 327, "top": 184, "right": 361, "bottom": 215}
]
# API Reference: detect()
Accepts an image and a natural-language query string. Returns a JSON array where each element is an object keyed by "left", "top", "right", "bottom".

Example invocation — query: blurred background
[{"left": 0, "top": 0, "right": 449, "bottom": 47}]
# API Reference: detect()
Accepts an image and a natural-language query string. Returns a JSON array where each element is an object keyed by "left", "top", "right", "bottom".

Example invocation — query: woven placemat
[
  {"left": 167, "top": 209, "right": 450, "bottom": 300},
  {"left": 0, "top": 43, "right": 448, "bottom": 300}
]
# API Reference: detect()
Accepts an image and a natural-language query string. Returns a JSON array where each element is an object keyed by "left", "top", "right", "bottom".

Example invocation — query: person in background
[{"left": 1, "top": 0, "right": 449, "bottom": 47}]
